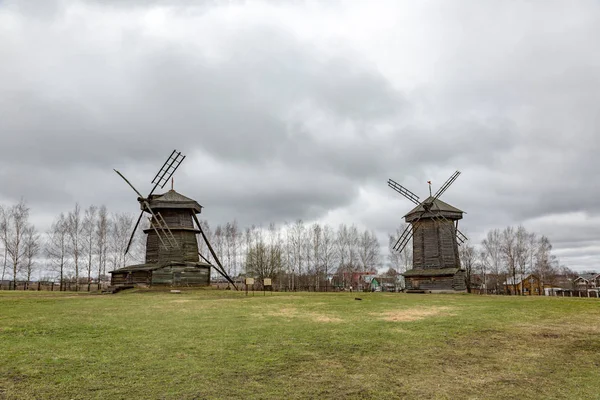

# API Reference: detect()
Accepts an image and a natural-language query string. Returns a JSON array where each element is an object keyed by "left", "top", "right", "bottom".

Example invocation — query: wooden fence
[{"left": 0, "top": 281, "right": 111, "bottom": 291}]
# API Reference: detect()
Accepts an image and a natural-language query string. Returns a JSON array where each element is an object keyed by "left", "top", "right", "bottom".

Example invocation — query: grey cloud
[{"left": 1, "top": 1, "right": 600, "bottom": 271}]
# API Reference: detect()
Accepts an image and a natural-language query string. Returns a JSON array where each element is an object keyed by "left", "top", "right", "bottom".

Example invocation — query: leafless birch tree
[
  {"left": 22, "top": 225, "right": 41, "bottom": 288},
  {"left": 47, "top": 213, "right": 69, "bottom": 290},
  {"left": 2, "top": 200, "right": 30, "bottom": 289}
]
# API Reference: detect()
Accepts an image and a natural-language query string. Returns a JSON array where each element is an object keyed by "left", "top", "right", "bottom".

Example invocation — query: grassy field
[{"left": 1, "top": 290, "right": 599, "bottom": 400}]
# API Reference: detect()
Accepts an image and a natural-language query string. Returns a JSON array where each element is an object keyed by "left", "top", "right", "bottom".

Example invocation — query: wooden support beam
[{"left": 191, "top": 213, "right": 238, "bottom": 290}]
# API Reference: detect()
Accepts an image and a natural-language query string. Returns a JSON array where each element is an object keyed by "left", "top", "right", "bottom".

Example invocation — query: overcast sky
[{"left": 1, "top": 0, "right": 599, "bottom": 271}]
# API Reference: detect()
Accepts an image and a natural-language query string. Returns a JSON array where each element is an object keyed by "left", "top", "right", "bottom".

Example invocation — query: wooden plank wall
[
  {"left": 151, "top": 266, "right": 210, "bottom": 286},
  {"left": 412, "top": 219, "right": 460, "bottom": 269},
  {"left": 145, "top": 227, "right": 200, "bottom": 263}
]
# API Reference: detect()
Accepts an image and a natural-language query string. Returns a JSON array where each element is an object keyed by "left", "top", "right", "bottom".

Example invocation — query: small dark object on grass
[{"left": 355, "top": 297, "right": 362, "bottom": 301}]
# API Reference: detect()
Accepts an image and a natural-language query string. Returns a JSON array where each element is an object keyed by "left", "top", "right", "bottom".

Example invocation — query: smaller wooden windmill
[
  {"left": 109, "top": 150, "right": 237, "bottom": 289},
  {"left": 388, "top": 171, "right": 468, "bottom": 292}
]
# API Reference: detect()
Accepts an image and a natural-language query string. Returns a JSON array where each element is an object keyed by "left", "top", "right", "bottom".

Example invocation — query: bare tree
[
  {"left": 109, "top": 212, "right": 135, "bottom": 271},
  {"left": 82, "top": 205, "right": 98, "bottom": 291},
  {"left": 213, "top": 225, "right": 225, "bottom": 273},
  {"left": 481, "top": 228, "right": 502, "bottom": 293},
  {"left": 224, "top": 221, "right": 240, "bottom": 277},
  {"left": 289, "top": 220, "right": 305, "bottom": 289},
  {"left": 459, "top": 243, "right": 476, "bottom": 293},
  {"left": 310, "top": 223, "right": 323, "bottom": 289},
  {"left": 501, "top": 226, "right": 517, "bottom": 294},
  {"left": 0, "top": 205, "right": 8, "bottom": 288},
  {"left": 303, "top": 223, "right": 314, "bottom": 282},
  {"left": 2, "top": 200, "right": 30, "bottom": 290},
  {"left": 358, "top": 229, "right": 380, "bottom": 272},
  {"left": 534, "top": 235, "right": 556, "bottom": 291},
  {"left": 245, "top": 225, "right": 282, "bottom": 282},
  {"left": 321, "top": 224, "right": 337, "bottom": 291},
  {"left": 47, "top": 213, "right": 69, "bottom": 290},
  {"left": 22, "top": 225, "right": 41, "bottom": 288},
  {"left": 348, "top": 225, "right": 360, "bottom": 270},
  {"left": 514, "top": 226, "right": 531, "bottom": 295},
  {"left": 96, "top": 205, "right": 109, "bottom": 287},
  {"left": 336, "top": 223, "right": 349, "bottom": 272},
  {"left": 67, "top": 203, "right": 82, "bottom": 291}
]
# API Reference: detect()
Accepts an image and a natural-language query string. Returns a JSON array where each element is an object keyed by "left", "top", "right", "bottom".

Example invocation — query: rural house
[{"left": 503, "top": 274, "right": 543, "bottom": 295}]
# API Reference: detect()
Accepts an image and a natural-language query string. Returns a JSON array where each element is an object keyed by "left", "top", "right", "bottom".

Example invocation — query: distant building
[{"left": 503, "top": 274, "right": 543, "bottom": 295}]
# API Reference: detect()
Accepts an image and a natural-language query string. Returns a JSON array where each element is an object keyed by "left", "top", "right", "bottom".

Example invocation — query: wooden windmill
[
  {"left": 109, "top": 150, "right": 237, "bottom": 289},
  {"left": 388, "top": 171, "right": 468, "bottom": 292}
]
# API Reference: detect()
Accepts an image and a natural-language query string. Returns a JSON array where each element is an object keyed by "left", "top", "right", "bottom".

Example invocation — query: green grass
[{"left": 1, "top": 290, "right": 599, "bottom": 399}]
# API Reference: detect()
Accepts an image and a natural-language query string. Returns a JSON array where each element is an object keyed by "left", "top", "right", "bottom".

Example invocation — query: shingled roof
[
  {"left": 142, "top": 190, "right": 203, "bottom": 213},
  {"left": 404, "top": 197, "right": 464, "bottom": 221}
]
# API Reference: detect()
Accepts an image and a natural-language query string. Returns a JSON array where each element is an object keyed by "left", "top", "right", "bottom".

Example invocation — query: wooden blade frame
[
  {"left": 433, "top": 170, "right": 460, "bottom": 201},
  {"left": 388, "top": 179, "right": 420, "bottom": 205},
  {"left": 149, "top": 150, "right": 186, "bottom": 196},
  {"left": 114, "top": 169, "right": 180, "bottom": 255},
  {"left": 393, "top": 224, "right": 413, "bottom": 253}
]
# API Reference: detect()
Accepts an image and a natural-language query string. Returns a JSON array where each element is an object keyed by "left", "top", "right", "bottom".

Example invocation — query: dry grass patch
[
  {"left": 380, "top": 306, "right": 454, "bottom": 322},
  {"left": 170, "top": 299, "right": 192, "bottom": 303},
  {"left": 268, "top": 307, "right": 343, "bottom": 323}
]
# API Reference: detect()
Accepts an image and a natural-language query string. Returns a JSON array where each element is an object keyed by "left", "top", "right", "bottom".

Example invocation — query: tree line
[
  {"left": 457, "top": 225, "right": 577, "bottom": 293},
  {"left": 199, "top": 220, "right": 381, "bottom": 290},
  {"left": 1, "top": 200, "right": 143, "bottom": 290},
  {"left": 0, "top": 199, "right": 383, "bottom": 290},
  {"left": 1, "top": 198, "right": 575, "bottom": 292}
]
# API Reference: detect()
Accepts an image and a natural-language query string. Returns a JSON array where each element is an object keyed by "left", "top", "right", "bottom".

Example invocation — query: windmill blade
[
  {"left": 393, "top": 224, "right": 414, "bottom": 253},
  {"left": 149, "top": 150, "right": 186, "bottom": 196},
  {"left": 395, "top": 208, "right": 429, "bottom": 253},
  {"left": 114, "top": 169, "right": 145, "bottom": 198},
  {"left": 114, "top": 169, "right": 148, "bottom": 255},
  {"left": 433, "top": 170, "right": 461, "bottom": 201},
  {"left": 124, "top": 210, "right": 144, "bottom": 255},
  {"left": 191, "top": 213, "right": 238, "bottom": 290},
  {"left": 388, "top": 179, "right": 420, "bottom": 205},
  {"left": 456, "top": 228, "right": 468, "bottom": 244}
]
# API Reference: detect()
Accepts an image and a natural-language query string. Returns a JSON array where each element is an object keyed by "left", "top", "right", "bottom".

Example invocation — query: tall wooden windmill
[
  {"left": 388, "top": 171, "right": 468, "bottom": 292},
  {"left": 109, "top": 150, "right": 237, "bottom": 289}
]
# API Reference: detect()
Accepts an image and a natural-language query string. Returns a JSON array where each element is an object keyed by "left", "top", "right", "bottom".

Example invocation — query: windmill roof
[
  {"left": 404, "top": 197, "right": 464, "bottom": 220},
  {"left": 144, "top": 190, "right": 203, "bottom": 213}
]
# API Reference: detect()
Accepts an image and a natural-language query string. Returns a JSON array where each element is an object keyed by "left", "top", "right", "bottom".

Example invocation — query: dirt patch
[
  {"left": 314, "top": 315, "right": 343, "bottom": 323},
  {"left": 170, "top": 299, "right": 192, "bottom": 304},
  {"left": 380, "top": 306, "right": 454, "bottom": 322},
  {"left": 268, "top": 307, "right": 343, "bottom": 323}
]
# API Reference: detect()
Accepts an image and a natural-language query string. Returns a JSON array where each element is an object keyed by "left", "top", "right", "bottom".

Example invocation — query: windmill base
[
  {"left": 402, "top": 267, "right": 467, "bottom": 292},
  {"left": 109, "top": 261, "right": 211, "bottom": 287}
]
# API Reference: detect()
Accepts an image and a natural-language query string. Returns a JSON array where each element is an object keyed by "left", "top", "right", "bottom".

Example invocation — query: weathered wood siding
[
  {"left": 145, "top": 208, "right": 200, "bottom": 264},
  {"left": 111, "top": 273, "right": 128, "bottom": 285},
  {"left": 145, "top": 231, "right": 200, "bottom": 264},
  {"left": 110, "top": 271, "right": 151, "bottom": 285},
  {"left": 151, "top": 266, "right": 210, "bottom": 286},
  {"left": 405, "top": 271, "right": 466, "bottom": 292},
  {"left": 156, "top": 210, "right": 195, "bottom": 229},
  {"left": 412, "top": 219, "right": 460, "bottom": 269}
]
